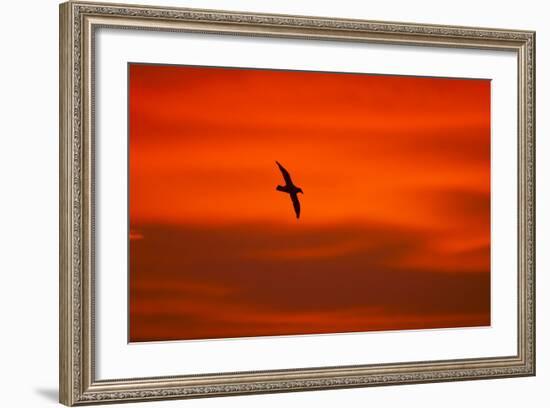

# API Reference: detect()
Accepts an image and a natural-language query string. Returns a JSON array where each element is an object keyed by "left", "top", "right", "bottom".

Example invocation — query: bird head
[{"left": 297, "top": 188, "right": 304, "bottom": 194}]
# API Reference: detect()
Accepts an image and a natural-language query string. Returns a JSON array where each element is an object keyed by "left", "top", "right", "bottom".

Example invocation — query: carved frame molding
[{"left": 59, "top": 1, "right": 535, "bottom": 405}]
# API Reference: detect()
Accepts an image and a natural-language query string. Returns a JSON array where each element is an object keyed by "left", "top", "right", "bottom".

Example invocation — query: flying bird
[{"left": 275, "top": 161, "right": 303, "bottom": 219}]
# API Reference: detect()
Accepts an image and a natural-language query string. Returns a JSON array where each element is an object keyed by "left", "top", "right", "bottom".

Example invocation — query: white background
[{"left": 0, "top": 0, "right": 546, "bottom": 407}]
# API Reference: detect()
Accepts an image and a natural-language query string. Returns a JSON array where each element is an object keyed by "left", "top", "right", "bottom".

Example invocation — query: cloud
[
  {"left": 129, "top": 231, "right": 144, "bottom": 240},
  {"left": 129, "top": 222, "right": 490, "bottom": 342}
]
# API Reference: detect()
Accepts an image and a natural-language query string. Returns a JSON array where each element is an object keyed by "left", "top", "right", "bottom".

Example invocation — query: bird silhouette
[{"left": 275, "top": 161, "right": 303, "bottom": 219}]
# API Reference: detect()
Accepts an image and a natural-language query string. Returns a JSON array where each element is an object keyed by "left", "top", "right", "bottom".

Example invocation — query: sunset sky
[{"left": 128, "top": 63, "right": 491, "bottom": 342}]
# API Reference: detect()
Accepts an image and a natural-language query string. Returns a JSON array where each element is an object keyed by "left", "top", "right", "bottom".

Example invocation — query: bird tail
[{"left": 276, "top": 185, "right": 286, "bottom": 192}]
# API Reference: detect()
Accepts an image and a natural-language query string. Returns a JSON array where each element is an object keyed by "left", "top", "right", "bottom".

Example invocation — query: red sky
[{"left": 128, "top": 63, "right": 491, "bottom": 342}]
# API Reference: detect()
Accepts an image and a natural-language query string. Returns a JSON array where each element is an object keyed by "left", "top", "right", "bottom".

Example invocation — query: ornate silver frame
[{"left": 59, "top": 1, "right": 536, "bottom": 405}]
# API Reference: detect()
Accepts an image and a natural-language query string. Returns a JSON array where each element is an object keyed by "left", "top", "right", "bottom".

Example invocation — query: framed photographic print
[{"left": 59, "top": 1, "right": 536, "bottom": 405}]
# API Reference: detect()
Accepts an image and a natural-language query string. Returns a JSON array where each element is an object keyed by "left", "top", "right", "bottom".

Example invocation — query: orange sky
[{"left": 128, "top": 63, "right": 491, "bottom": 342}]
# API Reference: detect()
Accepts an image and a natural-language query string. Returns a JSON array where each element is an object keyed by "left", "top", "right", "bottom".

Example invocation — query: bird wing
[
  {"left": 290, "top": 193, "right": 301, "bottom": 219},
  {"left": 276, "top": 161, "right": 293, "bottom": 185}
]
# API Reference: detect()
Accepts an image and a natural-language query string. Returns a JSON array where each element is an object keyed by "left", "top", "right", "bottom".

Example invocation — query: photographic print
[
  {"left": 60, "top": 3, "right": 535, "bottom": 404},
  {"left": 128, "top": 64, "right": 491, "bottom": 342}
]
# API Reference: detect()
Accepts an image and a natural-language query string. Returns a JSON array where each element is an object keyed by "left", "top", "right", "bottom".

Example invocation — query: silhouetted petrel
[{"left": 275, "top": 161, "right": 303, "bottom": 219}]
